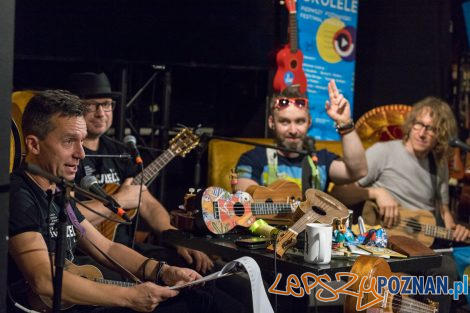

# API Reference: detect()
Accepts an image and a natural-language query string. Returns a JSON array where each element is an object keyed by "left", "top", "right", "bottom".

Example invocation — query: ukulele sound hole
[
  {"left": 265, "top": 198, "right": 273, "bottom": 203},
  {"left": 290, "top": 60, "right": 298, "bottom": 69},
  {"left": 234, "top": 202, "right": 245, "bottom": 217},
  {"left": 405, "top": 218, "right": 421, "bottom": 234},
  {"left": 311, "top": 206, "right": 326, "bottom": 216}
]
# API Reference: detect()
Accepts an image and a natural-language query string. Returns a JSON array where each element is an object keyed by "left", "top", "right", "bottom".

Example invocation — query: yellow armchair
[{"left": 207, "top": 138, "right": 346, "bottom": 191}]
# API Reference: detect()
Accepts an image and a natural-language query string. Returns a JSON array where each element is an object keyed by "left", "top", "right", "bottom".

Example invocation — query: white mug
[{"left": 304, "top": 223, "right": 333, "bottom": 264}]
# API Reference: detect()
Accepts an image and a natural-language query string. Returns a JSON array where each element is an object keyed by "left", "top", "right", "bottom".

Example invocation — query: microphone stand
[
  {"left": 23, "top": 163, "right": 117, "bottom": 313},
  {"left": 52, "top": 182, "right": 68, "bottom": 313}
]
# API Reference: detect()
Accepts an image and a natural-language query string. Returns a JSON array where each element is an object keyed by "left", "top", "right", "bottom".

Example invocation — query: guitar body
[
  {"left": 345, "top": 255, "right": 438, "bottom": 313},
  {"left": 94, "top": 183, "right": 138, "bottom": 241},
  {"left": 200, "top": 187, "right": 256, "bottom": 235},
  {"left": 362, "top": 201, "right": 436, "bottom": 247},
  {"left": 28, "top": 261, "right": 103, "bottom": 312},
  {"left": 273, "top": 45, "right": 307, "bottom": 93},
  {"left": 246, "top": 180, "right": 302, "bottom": 225},
  {"left": 91, "top": 128, "right": 199, "bottom": 241}
]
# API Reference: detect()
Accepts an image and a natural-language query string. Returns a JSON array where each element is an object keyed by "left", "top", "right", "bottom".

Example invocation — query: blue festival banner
[{"left": 297, "top": 0, "right": 359, "bottom": 140}]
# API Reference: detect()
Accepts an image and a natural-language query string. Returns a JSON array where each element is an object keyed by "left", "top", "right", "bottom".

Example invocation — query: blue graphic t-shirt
[{"left": 236, "top": 147, "right": 338, "bottom": 191}]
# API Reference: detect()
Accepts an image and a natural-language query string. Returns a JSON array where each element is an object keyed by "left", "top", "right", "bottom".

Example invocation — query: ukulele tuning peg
[{"left": 188, "top": 188, "right": 196, "bottom": 194}]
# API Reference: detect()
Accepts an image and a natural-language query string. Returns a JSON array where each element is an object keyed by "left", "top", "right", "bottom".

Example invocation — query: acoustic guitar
[
  {"left": 362, "top": 201, "right": 470, "bottom": 247},
  {"left": 268, "top": 189, "right": 349, "bottom": 257},
  {"left": 345, "top": 255, "right": 438, "bottom": 313},
  {"left": 97, "top": 128, "right": 199, "bottom": 240},
  {"left": 25, "top": 260, "right": 135, "bottom": 312},
  {"left": 273, "top": 0, "right": 307, "bottom": 93},
  {"left": 199, "top": 186, "right": 300, "bottom": 235},
  {"left": 245, "top": 180, "right": 302, "bottom": 225}
]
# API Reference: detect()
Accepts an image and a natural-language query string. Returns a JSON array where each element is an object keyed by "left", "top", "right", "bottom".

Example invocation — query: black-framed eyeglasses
[
  {"left": 412, "top": 120, "right": 437, "bottom": 134},
  {"left": 84, "top": 100, "right": 116, "bottom": 112}
]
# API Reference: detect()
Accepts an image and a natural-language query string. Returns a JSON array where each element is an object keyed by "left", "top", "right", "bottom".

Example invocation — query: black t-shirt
[
  {"left": 75, "top": 136, "right": 138, "bottom": 246},
  {"left": 8, "top": 168, "right": 85, "bottom": 285}
]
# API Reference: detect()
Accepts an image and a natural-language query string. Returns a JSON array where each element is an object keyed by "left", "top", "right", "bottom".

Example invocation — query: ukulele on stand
[{"left": 273, "top": 0, "right": 307, "bottom": 93}]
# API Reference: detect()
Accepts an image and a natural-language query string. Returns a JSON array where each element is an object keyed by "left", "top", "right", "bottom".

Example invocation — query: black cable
[
  {"left": 131, "top": 162, "right": 145, "bottom": 250},
  {"left": 70, "top": 196, "right": 132, "bottom": 225}
]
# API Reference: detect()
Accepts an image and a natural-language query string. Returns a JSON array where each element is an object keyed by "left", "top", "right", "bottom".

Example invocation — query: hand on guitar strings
[{"left": 374, "top": 188, "right": 400, "bottom": 228}]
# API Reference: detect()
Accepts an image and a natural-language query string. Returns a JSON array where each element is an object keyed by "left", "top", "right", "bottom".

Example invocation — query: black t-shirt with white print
[
  {"left": 8, "top": 167, "right": 85, "bottom": 286},
  {"left": 75, "top": 135, "right": 138, "bottom": 246}
]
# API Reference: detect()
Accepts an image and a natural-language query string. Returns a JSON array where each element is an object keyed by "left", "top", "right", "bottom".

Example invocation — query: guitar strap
[
  {"left": 65, "top": 205, "right": 143, "bottom": 283},
  {"left": 266, "top": 148, "right": 321, "bottom": 195},
  {"left": 429, "top": 153, "right": 444, "bottom": 227}
]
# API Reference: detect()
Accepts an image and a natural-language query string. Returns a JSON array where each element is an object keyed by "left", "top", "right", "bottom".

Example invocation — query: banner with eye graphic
[{"left": 296, "top": 0, "right": 359, "bottom": 140}]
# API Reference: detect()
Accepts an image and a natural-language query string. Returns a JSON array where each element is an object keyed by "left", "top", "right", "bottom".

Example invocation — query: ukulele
[
  {"left": 345, "top": 255, "right": 438, "bottom": 313},
  {"left": 362, "top": 201, "right": 470, "bottom": 247},
  {"left": 245, "top": 180, "right": 302, "bottom": 225},
  {"left": 25, "top": 260, "right": 135, "bottom": 312},
  {"left": 273, "top": 0, "right": 307, "bottom": 93},
  {"left": 199, "top": 186, "right": 300, "bottom": 235},
  {"left": 97, "top": 128, "right": 199, "bottom": 240},
  {"left": 268, "top": 189, "right": 349, "bottom": 257}
]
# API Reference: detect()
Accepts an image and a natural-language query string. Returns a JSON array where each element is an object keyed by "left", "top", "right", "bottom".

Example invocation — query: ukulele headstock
[{"left": 169, "top": 128, "right": 199, "bottom": 157}]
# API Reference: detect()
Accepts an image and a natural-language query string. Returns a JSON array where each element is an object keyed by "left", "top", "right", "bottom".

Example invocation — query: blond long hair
[{"left": 402, "top": 97, "right": 457, "bottom": 164}]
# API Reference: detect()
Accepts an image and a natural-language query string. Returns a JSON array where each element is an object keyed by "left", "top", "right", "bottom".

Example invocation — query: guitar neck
[
  {"left": 95, "top": 278, "right": 136, "bottom": 287},
  {"left": 424, "top": 224, "right": 470, "bottom": 244},
  {"left": 133, "top": 149, "right": 175, "bottom": 186},
  {"left": 251, "top": 202, "right": 294, "bottom": 216},
  {"left": 386, "top": 291, "right": 437, "bottom": 313},
  {"left": 290, "top": 210, "right": 321, "bottom": 234},
  {"left": 288, "top": 12, "right": 298, "bottom": 52}
]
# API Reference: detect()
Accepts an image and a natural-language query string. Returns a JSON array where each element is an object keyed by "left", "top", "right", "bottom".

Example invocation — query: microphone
[
  {"left": 123, "top": 135, "right": 143, "bottom": 165},
  {"left": 80, "top": 175, "right": 131, "bottom": 222},
  {"left": 449, "top": 138, "right": 470, "bottom": 152},
  {"left": 303, "top": 136, "right": 318, "bottom": 164}
]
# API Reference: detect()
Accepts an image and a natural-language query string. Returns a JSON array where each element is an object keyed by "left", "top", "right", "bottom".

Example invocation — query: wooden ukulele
[
  {"left": 362, "top": 201, "right": 470, "bottom": 247},
  {"left": 273, "top": 0, "right": 307, "bottom": 93},
  {"left": 199, "top": 186, "right": 300, "bottom": 235},
  {"left": 245, "top": 180, "right": 302, "bottom": 225},
  {"left": 345, "top": 255, "right": 438, "bottom": 313},
  {"left": 26, "top": 260, "right": 135, "bottom": 312},
  {"left": 268, "top": 189, "right": 349, "bottom": 257},
  {"left": 97, "top": 128, "right": 199, "bottom": 240}
]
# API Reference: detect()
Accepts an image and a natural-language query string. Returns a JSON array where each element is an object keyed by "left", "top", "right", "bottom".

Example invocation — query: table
[
  {"left": 162, "top": 230, "right": 442, "bottom": 277},
  {"left": 163, "top": 230, "right": 443, "bottom": 313}
]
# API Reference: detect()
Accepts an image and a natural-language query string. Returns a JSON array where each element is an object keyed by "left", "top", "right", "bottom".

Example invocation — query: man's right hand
[
  {"left": 373, "top": 188, "right": 400, "bottom": 228},
  {"left": 113, "top": 178, "right": 147, "bottom": 209},
  {"left": 128, "top": 282, "right": 179, "bottom": 312}
]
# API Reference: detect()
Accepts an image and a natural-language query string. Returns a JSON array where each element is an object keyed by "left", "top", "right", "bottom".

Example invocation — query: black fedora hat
[{"left": 68, "top": 72, "right": 121, "bottom": 99}]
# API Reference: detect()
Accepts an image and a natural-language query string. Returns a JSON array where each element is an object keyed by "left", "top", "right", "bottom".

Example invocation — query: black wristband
[
  {"left": 141, "top": 258, "right": 155, "bottom": 282},
  {"left": 335, "top": 119, "right": 355, "bottom": 135},
  {"left": 155, "top": 261, "right": 167, "bottom": 285}
]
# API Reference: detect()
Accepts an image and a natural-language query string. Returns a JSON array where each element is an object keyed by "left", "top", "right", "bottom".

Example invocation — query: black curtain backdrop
[
  {"left": 0, "top": 0, "right": 15, "bottom": 311},
  {"left": 11, "top": 0, "right": 457, "bottom": 210}
]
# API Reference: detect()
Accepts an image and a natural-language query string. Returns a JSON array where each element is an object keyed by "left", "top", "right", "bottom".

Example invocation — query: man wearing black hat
[{"left": 68, "top": 72, "right": 214, "bottom": 274}]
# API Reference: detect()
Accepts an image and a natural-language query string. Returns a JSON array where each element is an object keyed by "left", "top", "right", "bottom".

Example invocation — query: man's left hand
[
  {"left": 176, "top": 246, "right": 214, "bottom": 274},
  {"left": 325, "top": 79, "right": 351, "bottom": 124}
]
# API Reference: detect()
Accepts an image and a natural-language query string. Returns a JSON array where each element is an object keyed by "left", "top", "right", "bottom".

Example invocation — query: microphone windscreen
[
  {"left": 80, "top": 175, "right": 98, "bottom": 190},
  {"left": 123, "top": 135, "right": 137, "bottom": 146}
]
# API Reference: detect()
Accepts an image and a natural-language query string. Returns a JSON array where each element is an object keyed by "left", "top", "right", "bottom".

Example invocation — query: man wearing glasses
[
  {"left": 332, "top": 97, "right": 470, "bottom": 313},
  {"left": 235, "top": 79, "right": 368, "bottom": 194},
  {"left": 68, "top": 72, "right": 214, "bottom": 275}
]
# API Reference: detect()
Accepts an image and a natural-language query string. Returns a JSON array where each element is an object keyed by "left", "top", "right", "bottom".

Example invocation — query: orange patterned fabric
[{"left": 355, "top": 104, "right": 412, "bottom": 144}]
